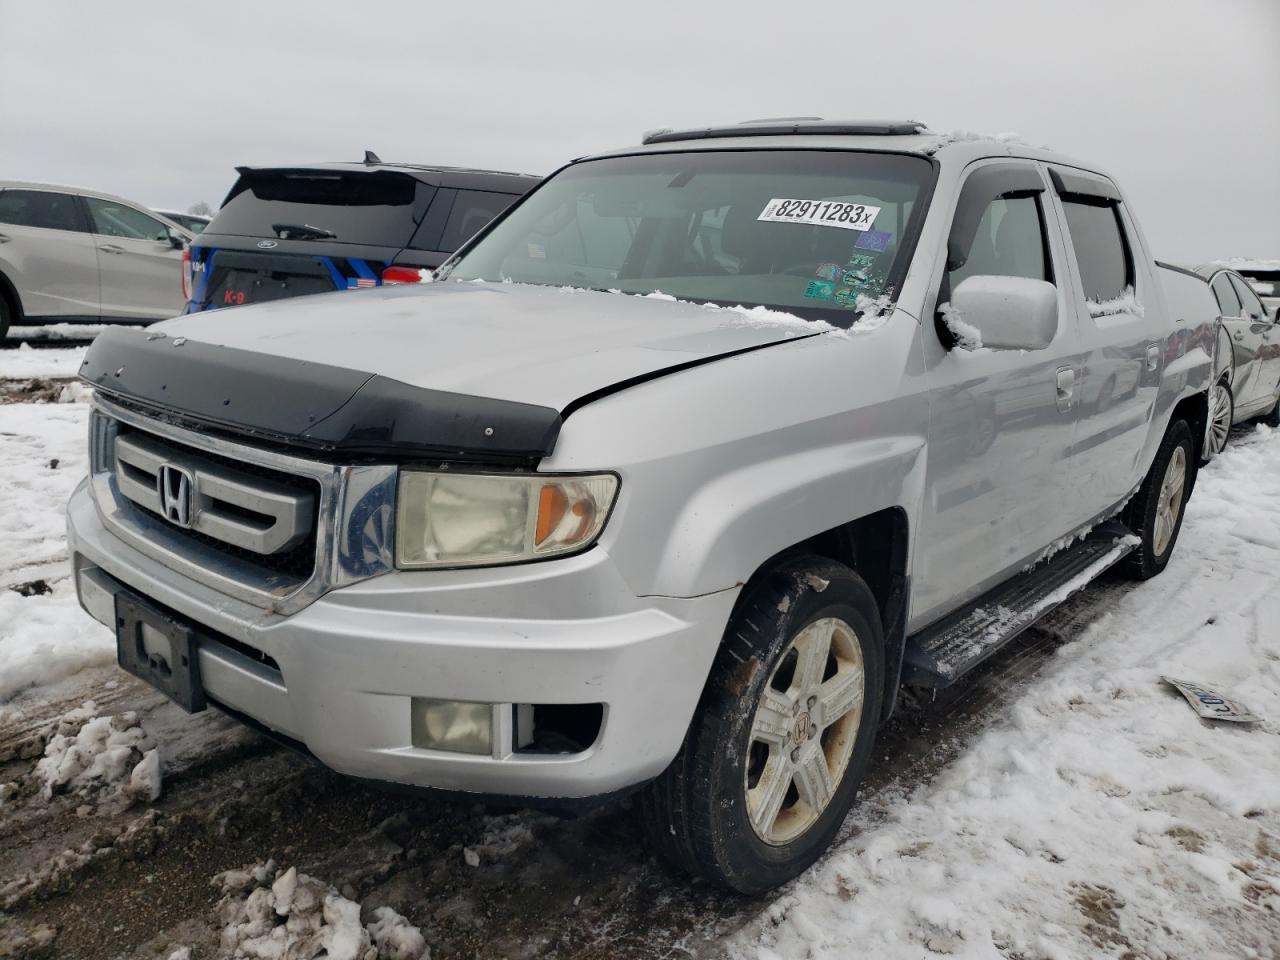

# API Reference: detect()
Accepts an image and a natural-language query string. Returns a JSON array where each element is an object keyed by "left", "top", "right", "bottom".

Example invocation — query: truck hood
[
  {"left": 157, "top": 281, "right": 817, "bottom": 409},
  {"left": 83, "top": 282, "right": 821, "bottom": 462}
]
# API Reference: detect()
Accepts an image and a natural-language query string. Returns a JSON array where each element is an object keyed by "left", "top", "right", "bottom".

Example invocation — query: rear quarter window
[
  {"left": 1061, "top": 199, "right": 1133, "bottom": 302},
  {"left": 436, "top": 190, "right": 520, "bottom": 252}
]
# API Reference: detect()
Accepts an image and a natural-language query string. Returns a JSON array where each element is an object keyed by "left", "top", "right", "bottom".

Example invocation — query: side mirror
[
  {"left": 945, "top": 275, "right": 1058, "bottom": 351},
  {"left": 167, "top": 229, "right": 186, "bottom": 250}
]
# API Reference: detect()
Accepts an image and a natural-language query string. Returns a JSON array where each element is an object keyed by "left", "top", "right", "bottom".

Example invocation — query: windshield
[{"left": 445, "top": 150, "right": 935, "bottom": 324}]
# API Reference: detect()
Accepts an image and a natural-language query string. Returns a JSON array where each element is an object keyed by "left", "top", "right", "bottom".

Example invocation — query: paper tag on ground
[
  {"left": 758, "top": 198, "right": 880, "bottom": 231},
  {"left": 1162, "top": 676, "right": 1261, "bottom": 723}
]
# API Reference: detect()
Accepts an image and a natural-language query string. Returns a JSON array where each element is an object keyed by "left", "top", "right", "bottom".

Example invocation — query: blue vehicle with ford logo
[{"left": 184, "top": 154, "right": 538, "bottom": 311}]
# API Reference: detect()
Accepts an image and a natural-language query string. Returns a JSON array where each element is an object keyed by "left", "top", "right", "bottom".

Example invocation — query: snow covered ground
[
  {"left": 0, "top": 343, "right": 88, "bottom": 380},
  {"left": 2, "top": 343, "right": 1279, "bottom": 958}
]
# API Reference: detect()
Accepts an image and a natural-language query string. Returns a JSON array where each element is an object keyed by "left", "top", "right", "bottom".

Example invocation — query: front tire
[
  {"left": 1123, "top": 420, "right": 1194, "bottom": 580},
  {"left": 638, "top": 557, "right": 884, "bottom": 893}
]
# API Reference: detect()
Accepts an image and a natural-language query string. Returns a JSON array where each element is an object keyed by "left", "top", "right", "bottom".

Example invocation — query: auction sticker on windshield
[{"left": 758, "top": 198, "right": 880, "bottom": 231}]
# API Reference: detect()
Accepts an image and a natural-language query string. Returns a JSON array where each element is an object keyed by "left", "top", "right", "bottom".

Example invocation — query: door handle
[
  {"left": 1055, "top": 366, "right": 1075, "bottom": 411},
  {"left": 98, "top": 243, "right": 125, "bottom": 254},
  {"left": 0, "top": 233, "right": 9, "bottom": 244}
]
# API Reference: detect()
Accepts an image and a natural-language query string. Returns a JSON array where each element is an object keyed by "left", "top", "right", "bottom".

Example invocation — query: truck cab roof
[{"left": 586, "top": 118, "right": 1102, "bottom": 182}]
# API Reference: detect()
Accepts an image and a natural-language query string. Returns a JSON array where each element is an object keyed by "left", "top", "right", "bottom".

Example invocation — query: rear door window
[
  {"left": 208, "top": 171, "right": 431, "bottom": 247},
  {"left": 1060, "top": 199, "right": 1132, "bottom": 302},
  {"left": 437, "top": 190, "right": 519, "bottom": 252},
  {"left": 0, "top": 189, "right": 86, "bottom": 232},
  {"left": 1229, "top": 274, "right": 1267, "bottom": 322},
  {"left": 84, "top": 197, "right": 171, "bottom": 241},
  {"left": 1210, "top": 273, "right": 1243, "bottom": 318}
]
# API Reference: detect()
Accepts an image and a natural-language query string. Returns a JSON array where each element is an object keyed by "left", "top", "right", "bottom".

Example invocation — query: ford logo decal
[{"left": 257, "top": 239, "right": 278, "bottom": 249}]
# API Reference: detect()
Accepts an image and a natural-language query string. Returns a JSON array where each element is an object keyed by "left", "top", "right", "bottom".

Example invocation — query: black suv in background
[{"left": 185, "top": 159, "right": 539, "bottom": 312}]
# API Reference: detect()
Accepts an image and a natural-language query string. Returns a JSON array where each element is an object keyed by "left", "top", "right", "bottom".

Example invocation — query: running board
[{"left": 902, "top": 522, "right": 1138, "bottom": 687}]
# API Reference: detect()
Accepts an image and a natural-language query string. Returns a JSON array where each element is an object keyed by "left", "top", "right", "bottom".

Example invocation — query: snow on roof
[{"left": 1211, "top": 257, "right": 1280, "bottom": 272}]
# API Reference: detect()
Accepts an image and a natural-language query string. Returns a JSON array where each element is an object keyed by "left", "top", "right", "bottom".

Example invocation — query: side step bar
[{"left": 902, "top": 521, "right": 1138, "bottom": 687}]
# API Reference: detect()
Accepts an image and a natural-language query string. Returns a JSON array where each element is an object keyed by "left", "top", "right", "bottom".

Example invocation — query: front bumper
[{"left": 68, "top": 478, "right": 736, "bottom": 799}]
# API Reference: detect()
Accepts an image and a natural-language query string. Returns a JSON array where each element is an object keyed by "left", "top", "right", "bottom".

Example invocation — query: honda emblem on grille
[{"left": 158, "top": 464, "right": 195, "bottom": 528}]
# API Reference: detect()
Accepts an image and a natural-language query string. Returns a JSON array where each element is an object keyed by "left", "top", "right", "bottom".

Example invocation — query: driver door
[
  {"left": 912, "top": 160, "right": 1082, "bottom": 628},
  {"left": 81, "top": 195, "right": 187, "bottom": 321}
]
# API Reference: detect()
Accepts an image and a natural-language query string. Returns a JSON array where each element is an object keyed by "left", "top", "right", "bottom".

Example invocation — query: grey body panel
[
  {"left": 154, "top": 281, "right": 814, "bottom": 412},
  {"left": 67, "top": 133, "right": 1215, "bottom": 798}
]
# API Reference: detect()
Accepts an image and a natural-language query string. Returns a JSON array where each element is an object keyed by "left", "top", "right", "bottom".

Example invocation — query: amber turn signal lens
[{"left": 535, "top": 484, "right": 568, "bottom": 545}]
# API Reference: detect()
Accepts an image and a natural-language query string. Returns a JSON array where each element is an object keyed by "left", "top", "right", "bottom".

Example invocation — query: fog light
[{"left": 410, "top": 698, "right": 492, "bottom": 755}]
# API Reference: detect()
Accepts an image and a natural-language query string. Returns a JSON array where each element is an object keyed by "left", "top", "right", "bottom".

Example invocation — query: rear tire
[
  {"left": 638, "top": 557, "right": 884, "bottom": 893},
  {"left": 1123, "top": 420, "right": 1194, "bottom": 580},
  {"left": 0, "top": 291, "right": 11, "bottom": 341},
  {"left": 1262, "top": 392, "right": 1280, "bottom": 429}
]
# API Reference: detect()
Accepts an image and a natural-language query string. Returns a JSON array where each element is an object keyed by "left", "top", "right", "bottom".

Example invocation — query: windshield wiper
[{"left": 271, "top": 222, "right": 336, "bottom": 241}]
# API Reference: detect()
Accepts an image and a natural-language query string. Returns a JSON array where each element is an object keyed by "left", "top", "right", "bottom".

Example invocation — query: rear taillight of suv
[
  {"left": 181, "top": 247, "right": 192, "bottom": 301},
  {"left": 381, "top": 265, "right": 429, "bottom": 285}
]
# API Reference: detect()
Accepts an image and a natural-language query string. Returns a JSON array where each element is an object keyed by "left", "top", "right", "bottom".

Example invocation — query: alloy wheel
[
  {"left": 744, "top": 617, "right": 865, "bottom": 845},
  {"left": 1208, "top": 382, "right": 1232, "bottom": 455},
  {"left": 1153, "top": 445, "right": 1187, "bottom": 557}
]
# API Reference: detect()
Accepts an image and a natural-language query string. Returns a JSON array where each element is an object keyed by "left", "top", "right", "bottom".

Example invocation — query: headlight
[{"left": 395, "top": 470, "right": 619, "bottom": 569}]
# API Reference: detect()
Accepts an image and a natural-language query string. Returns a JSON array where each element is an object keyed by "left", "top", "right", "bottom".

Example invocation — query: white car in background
[
  {"left": 1196, "top": 262, "right": 1280, "bottom": 452},
  {"left": 154, "top": 209, "right": 212, "bottom": 235},
  {"left": 0, "top": 181, "right": 193, "bottom": 338}
]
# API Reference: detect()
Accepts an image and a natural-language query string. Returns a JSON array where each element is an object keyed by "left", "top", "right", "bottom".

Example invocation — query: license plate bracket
[{"left": 115, "top": 592, "right": 207, "bottom": 713}]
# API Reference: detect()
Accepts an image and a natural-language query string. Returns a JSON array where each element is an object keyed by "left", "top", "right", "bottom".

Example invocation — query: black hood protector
[{"left": 81, "top": 327, "right": 562, "bottom": 463}]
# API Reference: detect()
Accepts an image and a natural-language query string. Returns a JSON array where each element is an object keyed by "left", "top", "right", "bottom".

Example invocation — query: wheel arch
[
  {"left": 1170, "top": 389, "right": 1210, "bottom": 469},
  {"left": 723, "top": 507, "right": 911, "bottom": 723},
  {"left": 0, "top": 268, "right": 23, "bottom": 328}
]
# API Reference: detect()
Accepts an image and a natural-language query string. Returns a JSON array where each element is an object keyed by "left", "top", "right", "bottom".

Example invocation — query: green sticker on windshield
[{"left": 804, "top": 280, "right": 835, "bottom": 301}]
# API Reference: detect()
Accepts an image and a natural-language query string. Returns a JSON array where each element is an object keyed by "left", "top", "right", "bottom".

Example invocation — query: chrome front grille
[
  {"left": 114, "top": 430, "right": 316, "bottom": 555},
  {"left": 87, "top": 396, "right": 399, "bottom": 614}
]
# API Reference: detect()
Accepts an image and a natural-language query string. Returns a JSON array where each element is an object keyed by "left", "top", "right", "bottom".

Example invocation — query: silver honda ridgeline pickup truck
[{"left": 69, "top": 120, "right": 1218, "bottom": 892}]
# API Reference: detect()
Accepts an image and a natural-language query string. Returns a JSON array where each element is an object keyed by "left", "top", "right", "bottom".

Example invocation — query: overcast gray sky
[{"left": 1, "top": 0, "right": 1276, "bottom": 263}]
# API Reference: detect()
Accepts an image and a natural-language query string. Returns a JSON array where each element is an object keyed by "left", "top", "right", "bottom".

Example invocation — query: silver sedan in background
[
  {"left": 1197, "top": 263, "right": 1280, "bottom": 453},
  {"left": 0, "top": 180, "right": 192, "bottom": 338}
]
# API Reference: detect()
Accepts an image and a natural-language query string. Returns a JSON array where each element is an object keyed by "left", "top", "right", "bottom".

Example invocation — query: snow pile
[
  {"left": 215, "top": 861, "right": 429, "bottom": 960},
  {"left": 0, "top": 343, "right": 87, "bottom": 379},
  {"left": 1087, "top": 286, "right": 1145, "bottom": 319},
  {"left": 1211, "top": 257, "right": 1280, "bottom": 272},
  {"left": 640, "top": 289, "right": 896, "bottom": 338},
  {"left": 937, "top": 302, "right": 984, "bottom": 350},
  {"left": 34, "top": 702, "right": 161, "bottom": 803},
  {"left": 732, "top": 427, "right": 1280, "bottom": 959},
  {"left": 0, "top": 401, "right": 113, "bottom": 704},
  {"left": 916, "top": 129, "right": 1033, "bottom": 156}
]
